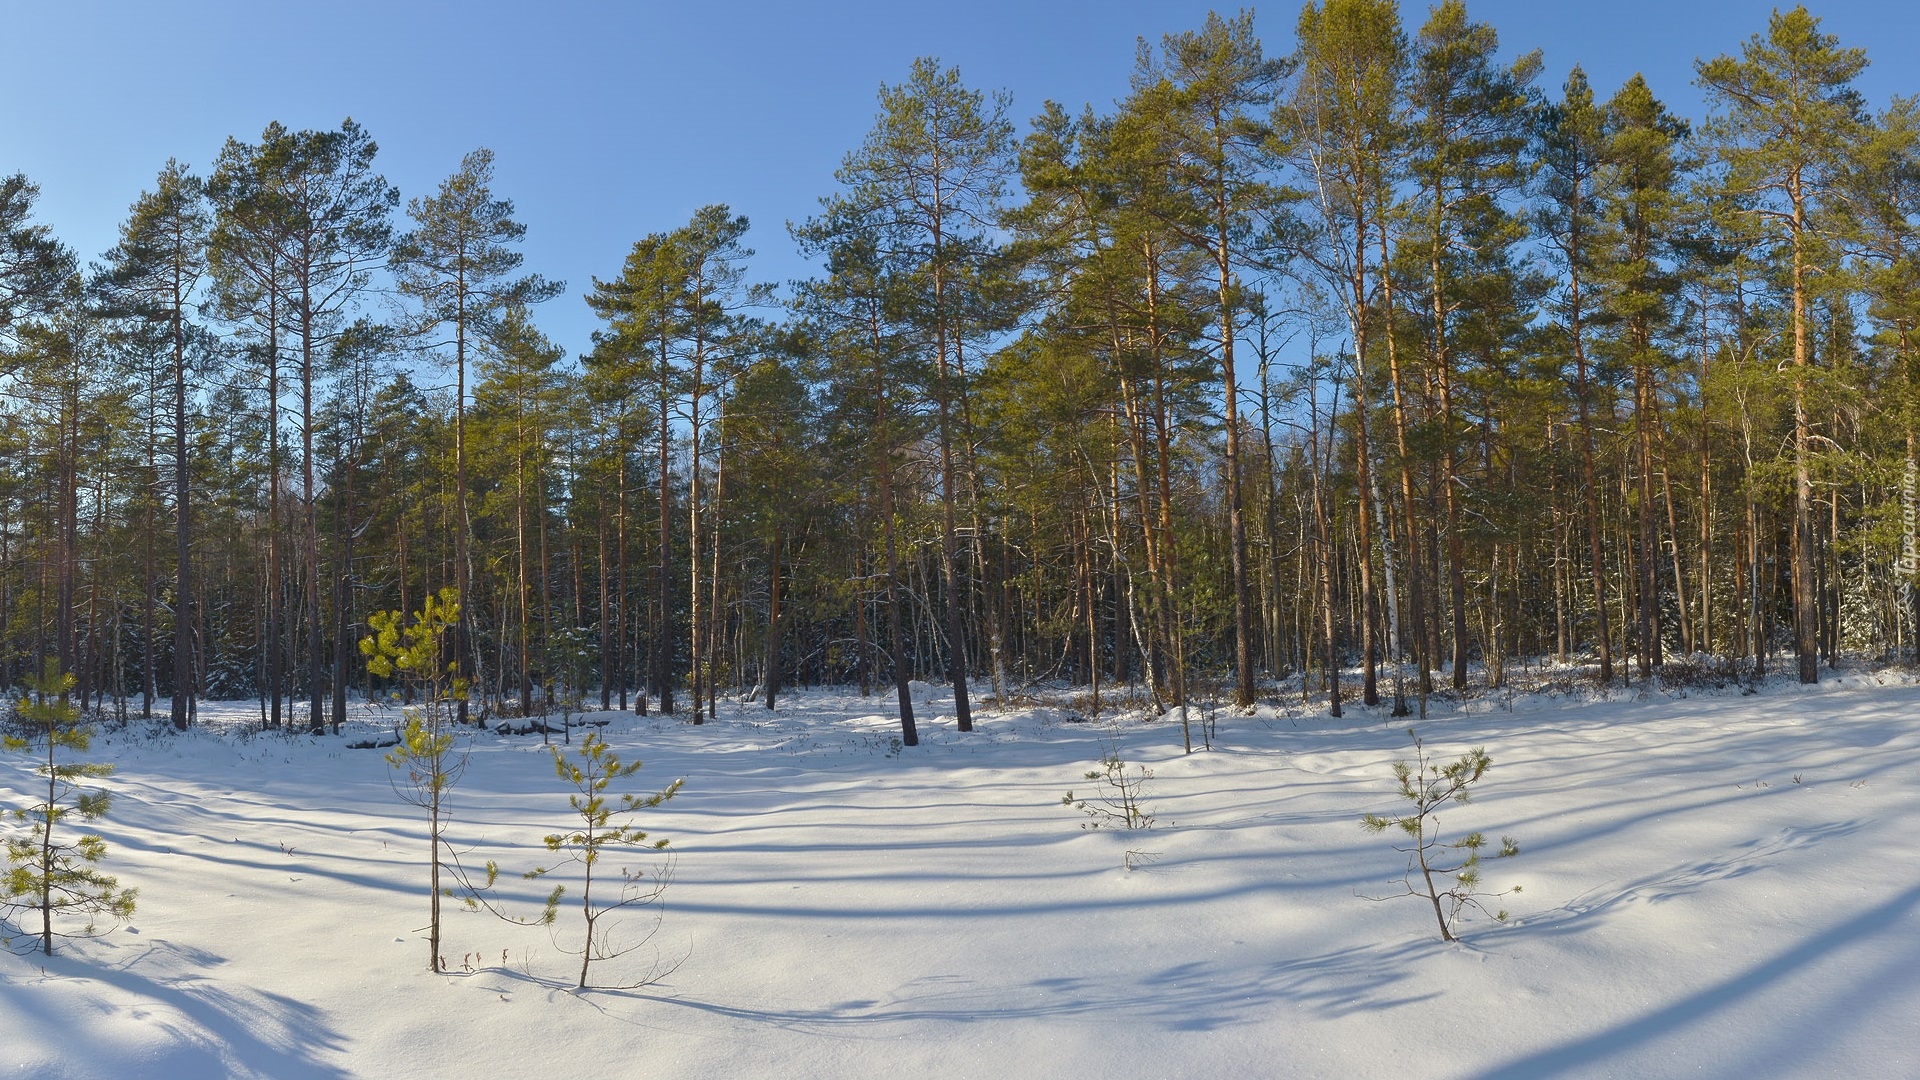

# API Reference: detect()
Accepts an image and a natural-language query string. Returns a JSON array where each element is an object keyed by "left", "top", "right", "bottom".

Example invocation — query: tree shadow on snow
[
  {"left": 22, "top": 937, "right": 352, "bottom": 1079},
  {"left": 1474, "top": 880, "right": 1920, "bottom": 1080},
  {"left": 573, "top": 936, "right": 1444, "bottom": 1035},
  {"left": 1518, "top": 819, "right": 1866, "bottom": 935}
]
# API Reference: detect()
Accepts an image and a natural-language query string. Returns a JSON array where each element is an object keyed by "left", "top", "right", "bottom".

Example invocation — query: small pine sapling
[
  {"left": 1361, "top": 730, "right": 1520, "bottom": 942},
  {"left": 525, "top": 731, "right": 683, "bottom": 989},
  {"left": 2, "top": 660, "right": 137, "bottom": 956},
  {"left": 1062, "top": 727, "right": 1154, "bottom": 830},
  {"left": 361, "top": 588, "right": 471, "bottom": 973}
]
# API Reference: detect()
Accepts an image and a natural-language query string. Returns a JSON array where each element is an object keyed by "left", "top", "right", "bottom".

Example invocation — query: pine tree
[
  {"left": 586, "top": 230, "right": 686, "bottom": 718},
  {"left": 727, "top": 353, "right": 819, "bottom": 711},
  {"left": 207, "top": 125, "right": 296, "bottom": 730},
  {"left": 1137, "top": 10, "right": 1286, "bottom": 708},
  {"left": 525, "top": 732, "right": 681, "bottom": 990},
  {"left": 360, "top": 587, "right": 467, "bottom": 973},
  {"left": 586, "top": 207, "right": 766, "bottom": 724},
  {"left": 1407, "top": 1, "right": 1540, "bottom": 692},
  {"left": 0, "top": 173, "right": 76, "bottom": 344},
  {"left": 3, "top": 660, "right": 136, "bottom": 956},
  {"left": 1851, "top": 99, "right": 1920, "bottom": 653},
  {"left": 473, "top": 306, "right": 567, "bottom": 719},
  {"left": 392, "top": 148, "right": 561, "bottom": 725},
  {"left": 1533, "top": 66, "right": 1616, "bottom": 684},
  {"left": 1698, "top": 5, "right": 1868, "bottom": 684},
  {"left": 209, "top": 120, "right": 397, "bottom": 732},
  {"left": 1283, "top": 0, "right": 1413, "bottom": 711},
  {"left": 833, "top": 57, "right": 1018, "bottom": 732},
  {"left": 1361, "top": 730, "right": 1518, "bottom": 942},
  {"left": 792, "top": 211, "right": 922, "bottom": 744},
  {"left": 97, "top": 161, "right": 211, "bottom": 730},
  {"left": 1596, "top": 75, "right": 1691, "bottom": 678}
]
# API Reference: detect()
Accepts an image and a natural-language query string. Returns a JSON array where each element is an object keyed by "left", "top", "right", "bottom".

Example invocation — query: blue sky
[{"left": 4, "top": 1, "right": 1917, "bottom": 361}]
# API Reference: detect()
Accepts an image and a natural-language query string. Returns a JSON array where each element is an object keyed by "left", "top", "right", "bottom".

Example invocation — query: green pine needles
[
  {"left": 3, "top": 660, "right": 136, "bottom": 956},
  {"left": 1063, "top": 728, "right": 1154, "bottom": 830},
  {"left": 361, "top": 588, "right": 470, "bottom": 973},
  {"left": 526, "top": 731, "right": 683, "bottom": 990},
  {"left": 1361, "top": 730, "right": 1520, "bottom": 943}
]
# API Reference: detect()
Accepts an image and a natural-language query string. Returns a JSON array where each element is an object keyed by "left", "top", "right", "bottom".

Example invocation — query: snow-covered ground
[{"left": 2, "top": 670, "right": 1917, "bottom": 1079}]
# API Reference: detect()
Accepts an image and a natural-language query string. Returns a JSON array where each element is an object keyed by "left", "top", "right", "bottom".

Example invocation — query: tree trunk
[
  {"left": 1790, "top": 179, "right": 1818, "bottom": 684},
  {"left": 764, "top": 527, "right": 784, "bottom": 711}
]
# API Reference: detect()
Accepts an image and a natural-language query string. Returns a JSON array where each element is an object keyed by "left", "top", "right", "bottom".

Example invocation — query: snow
[{"left": 3, "top": 671, "right": 1918, "bottom": 1079}]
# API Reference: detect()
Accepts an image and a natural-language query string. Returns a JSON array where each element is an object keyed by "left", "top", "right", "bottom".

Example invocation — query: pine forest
[{"left": 6, "top": 2, "right": 1920, "bottom": 744}]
